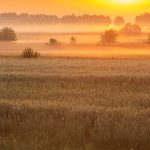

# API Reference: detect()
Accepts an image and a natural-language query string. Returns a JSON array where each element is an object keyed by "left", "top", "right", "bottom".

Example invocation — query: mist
[{"left": 0, "top": 23, "right": 112, "bottom": 33}]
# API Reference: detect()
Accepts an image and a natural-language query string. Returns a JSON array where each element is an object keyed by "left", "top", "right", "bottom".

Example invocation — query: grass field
[{"left": 0, "top": 58, "right": 150, "bottom": 150}]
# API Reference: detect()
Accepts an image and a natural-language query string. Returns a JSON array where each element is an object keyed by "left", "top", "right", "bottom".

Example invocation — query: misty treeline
[
  {"left": 0, "top": 13, "right": 111, "bottom": 25},
  {"left": 0, "top": 12, "right": 150, "bottom": 26},
  {"left": 135, "top": 13, "right": 150, "bottom": 25}
]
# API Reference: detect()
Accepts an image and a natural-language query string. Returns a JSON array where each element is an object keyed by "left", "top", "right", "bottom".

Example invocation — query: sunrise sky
[{"left": 0, "top": 0, "right": 150, "bottom": 17}]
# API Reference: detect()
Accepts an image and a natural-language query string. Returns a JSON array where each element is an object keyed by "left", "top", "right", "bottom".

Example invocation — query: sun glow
[
  {"left": 115, "top": 0, "right": 136, "bottom": 4},
  {"left": 0, "top": 0, "right": 149, "bottom": 17}
]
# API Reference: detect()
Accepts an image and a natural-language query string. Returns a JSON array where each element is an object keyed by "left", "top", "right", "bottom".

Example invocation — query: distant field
[
  {"left": 0, "top": 32, "right": 150, "bottom": 58},
  {"left": 0, "top": 58, "right": 150, "bottom": 150}
]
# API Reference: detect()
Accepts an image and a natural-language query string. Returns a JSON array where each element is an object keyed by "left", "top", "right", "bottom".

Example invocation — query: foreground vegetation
[
  {"left": 0, "top": 58, "right": 150, "bottom": 150},
  {"left": 21, "top": 48, "right": 40, "bottom": 58}
]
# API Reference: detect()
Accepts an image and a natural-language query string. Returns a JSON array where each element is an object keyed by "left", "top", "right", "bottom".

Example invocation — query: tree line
[
  {"left": 0, "top": 13, "right": 112, "bottom": 25},
  {"left": 1, "top": 12, "right": 150, "bottom": 26},
  {"left": 135, "top": 13, "right": 150, "bottom": 26}
]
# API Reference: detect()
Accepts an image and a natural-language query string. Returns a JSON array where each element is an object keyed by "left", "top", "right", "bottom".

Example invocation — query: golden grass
[{"left": 0, "top": 58, "right": 150, "bottom": 150}]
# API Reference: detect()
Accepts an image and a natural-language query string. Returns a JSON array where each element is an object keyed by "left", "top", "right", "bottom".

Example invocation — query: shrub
[
  {"left": 70, "top": 36, "right": 77, "bottom": 44},
  {"left": 0, "top": 27, "right": 16, "bottom": 41},
  {"left": 49, "top": 38, "right": 59, "bottom": 45},
  {"left": 21, "top": 48, "right": 40, "bottom": 58},
  {"left": 101, "top": 29, "right": 118, "bottom": 44}
]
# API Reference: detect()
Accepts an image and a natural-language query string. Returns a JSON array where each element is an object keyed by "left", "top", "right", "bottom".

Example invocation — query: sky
[{"left": 0, "top": 0, "right": 150, "bottom": 17}]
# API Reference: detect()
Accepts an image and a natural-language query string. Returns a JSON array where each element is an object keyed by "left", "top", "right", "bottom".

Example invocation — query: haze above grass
[{"left": 0, "top": 32, "right": 150, "bottom": 58}]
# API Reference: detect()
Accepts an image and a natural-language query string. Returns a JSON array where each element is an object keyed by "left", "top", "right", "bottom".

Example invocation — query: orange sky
[{"left": 0, "top": 0, "right": 150, "bottom": 17}]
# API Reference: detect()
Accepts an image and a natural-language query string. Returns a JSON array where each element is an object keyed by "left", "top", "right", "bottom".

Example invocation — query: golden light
[
  {"left": 115, "top": 0, "right": 136, "bottom": 4},
  {"left": 102, "top": 0, "right": 140, "bottom": 6}
]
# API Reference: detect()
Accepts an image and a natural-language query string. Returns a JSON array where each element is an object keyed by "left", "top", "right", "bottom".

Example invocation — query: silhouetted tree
[
  {"left": 22, "top": 48, "right": 40, "bottom": 58},
  {"left": 70, "top": 36, "right": 77, "bottom": 44},
  {"left": 0, "top": 27, "right": 16, "bottom": 41},
  {"left": 49, "top": 38, "right": 59, "bottom": 45},
  {"left": 120, "top": 23, "right": 142, "bottom": 35},
  {"left": 114, "top": 16, "right": 125, "bottom": 26},
  {"left": 101, "top": 29, "right": 118, "bottom": 44}
]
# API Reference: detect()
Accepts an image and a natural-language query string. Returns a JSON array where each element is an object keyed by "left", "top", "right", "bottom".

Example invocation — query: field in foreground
[{"left": 0, "top": 58, "right": 150, "bottom": 150}]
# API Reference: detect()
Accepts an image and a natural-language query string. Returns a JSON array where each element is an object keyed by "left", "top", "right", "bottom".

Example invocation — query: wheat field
[{"left": 0, "top": 58, "right": 150, "bottom": 150}]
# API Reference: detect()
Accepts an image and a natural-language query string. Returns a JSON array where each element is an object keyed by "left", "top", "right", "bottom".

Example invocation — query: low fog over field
[
  {"left": 0, "top": 13, "right": 150, "bottom": 59},
  {"left": 0, "top": 32, "right": 150, "bottom": 58}
]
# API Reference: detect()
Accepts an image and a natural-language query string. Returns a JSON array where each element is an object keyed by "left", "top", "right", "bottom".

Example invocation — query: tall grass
[{"left": 0, "top": 58, "right": 150, "bottom": 150}]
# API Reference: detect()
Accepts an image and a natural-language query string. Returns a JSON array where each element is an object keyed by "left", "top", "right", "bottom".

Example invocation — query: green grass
[{"left": 0, "top": 58, "right": 150, "bottom": 150}]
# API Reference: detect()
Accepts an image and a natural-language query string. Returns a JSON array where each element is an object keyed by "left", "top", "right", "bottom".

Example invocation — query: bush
[
  {"left": 21, "top": 48, "right": 40, "bottom": 58},
  {"left": 70, "top": 36, "right": 77, "bottom": 44},
  {"left": 101, "top": 29, "right": 118, "bottom": 44},
  {"left": 0, "top": 27, "right": 16, "bottom": 41},
  {"left": 49, "top": 38, "right": 59, "bottom": 45}
]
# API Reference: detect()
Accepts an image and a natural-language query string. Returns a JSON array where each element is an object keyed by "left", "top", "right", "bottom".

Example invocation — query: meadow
[
  {"left": 0, "top": 58, "right": 150, "bottom": 150},
  {"left": 0, "top": 1, "right": 150, "bottom": 149}
]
